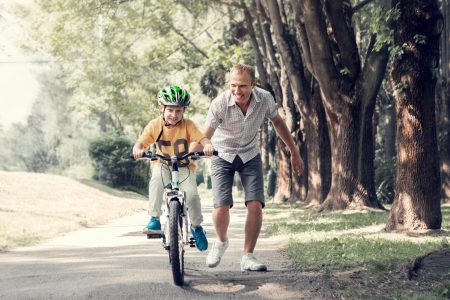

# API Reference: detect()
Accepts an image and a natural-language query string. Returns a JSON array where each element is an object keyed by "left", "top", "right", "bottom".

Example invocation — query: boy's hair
[{"left": 230, "top": 64, "right": 256, "bottom": 81}]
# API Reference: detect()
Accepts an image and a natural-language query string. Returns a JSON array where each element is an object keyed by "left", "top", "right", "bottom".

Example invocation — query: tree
[
  {"left": 437, "top": 0, "right": 450, "bottom": 203},
  {"left": 295, "top": 0, "right": 392, "bottom": 210},
  {"left": 266, "top": 0, "right": 331, "bottom": 205},
  {"left": 386, "top": 0, "right": 442, "bottom": 231},
  {"left": 26, "top": 0, "right": 219, "bottom": 135}
]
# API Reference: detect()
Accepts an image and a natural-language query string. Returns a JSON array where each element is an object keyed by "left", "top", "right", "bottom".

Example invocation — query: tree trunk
[
  {"left": 298, "top": 0, "right": 389, "bottom": 211},
  {"left": 260, "top": 120, "right": 270, "bottom": 174},
  {"left": 438, "top": 0, "right": 450, "bottom": 203},
  {"left": 274, "top": 65, "right": 296, "bottom": 203},
  {"left": 304, "top": 80, "right": 331, "bottom": 205},
  {"left": 321, "top": 102, "right": 365, "bottom": 210},
  {"left": 386, "top": 0, "right": 442, "bottom": 231}
]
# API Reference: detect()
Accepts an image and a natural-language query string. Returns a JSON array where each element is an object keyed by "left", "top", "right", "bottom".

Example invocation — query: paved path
[{"left": 0, "top": 199, "right": 313, "bottom": 299}]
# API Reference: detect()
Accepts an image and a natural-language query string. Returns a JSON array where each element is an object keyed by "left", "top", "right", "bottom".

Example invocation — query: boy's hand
[
  {"left": 132, "top": 143, "right": 145, "bottom": 159},
  {"left": 202, "top": 144, "right": 214, "bottom": 156}
]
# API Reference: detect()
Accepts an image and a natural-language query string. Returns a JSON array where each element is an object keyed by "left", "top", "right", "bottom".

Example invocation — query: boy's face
[{"left": 161, "top": 105, "right": 185, "bottom": 125}]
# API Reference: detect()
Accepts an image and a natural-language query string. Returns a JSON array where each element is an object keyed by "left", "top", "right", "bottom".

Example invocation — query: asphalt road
[{"left": 0, "top": 199, "right": 308, "bottom": 300}]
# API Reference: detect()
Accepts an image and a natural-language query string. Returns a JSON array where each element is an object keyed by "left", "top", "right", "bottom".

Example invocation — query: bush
[
  {"left": 206, "top": 175, "right": 212, "bottom": 189},
  {"left": 375, "top": 155, "right": 396, "bottom": 204},
  {"left": 88, "top": 135, "right": 150, "bottom": 195},
  {"left": 196, "top": 171, "right": 205, "bottom": 186},
  {"left": 267, "top": 168, "right": 277, "bottom": 197}
]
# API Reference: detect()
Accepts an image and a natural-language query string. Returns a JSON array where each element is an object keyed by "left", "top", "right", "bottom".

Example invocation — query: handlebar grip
[{"left": 194, "top": 150, "right": 218, "bottom": 157}]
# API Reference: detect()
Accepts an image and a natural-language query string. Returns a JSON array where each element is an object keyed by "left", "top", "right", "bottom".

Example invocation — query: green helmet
[{"left": 158, "top": 85, "right": 191, "bottom": 107}]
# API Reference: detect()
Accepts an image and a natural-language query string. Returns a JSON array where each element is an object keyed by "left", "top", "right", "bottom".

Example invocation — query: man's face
[{"left": 229, "top": 70, "right": 255, "bottom": 103}]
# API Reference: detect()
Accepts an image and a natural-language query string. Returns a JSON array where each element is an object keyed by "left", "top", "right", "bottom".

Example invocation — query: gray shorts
[{"left": 211, "top": 154, "right": 265, "bottom": 208}]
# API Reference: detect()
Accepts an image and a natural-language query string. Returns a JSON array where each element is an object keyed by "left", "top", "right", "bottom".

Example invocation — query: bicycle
[{"left": 135, "top": 148, "right": 217, "bottom": 286}]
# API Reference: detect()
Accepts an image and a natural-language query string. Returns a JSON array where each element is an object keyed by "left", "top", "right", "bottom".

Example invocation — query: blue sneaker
[
  {"left": 191, "top": 225, "right": 208, "bottom": 251},
  {"left": 144, "top": 217, "right": 161, "bottom": 231}
]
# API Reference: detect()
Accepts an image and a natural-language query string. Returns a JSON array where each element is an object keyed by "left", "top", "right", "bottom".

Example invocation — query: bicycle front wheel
[{"left": 169, "top": 200, "right": 184, "bottom": 286}]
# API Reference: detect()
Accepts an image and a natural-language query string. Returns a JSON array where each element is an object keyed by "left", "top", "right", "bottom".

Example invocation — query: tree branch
[
  {"left": 352, "top": 0, "right": 374, "bottom": 14},
  {"left": 299, "top": 0, "right": 340, "bottom": 98},
  {"left": 325, "top": 0, "right": 360, "bottom": 84},
  {"left": 163, "top": 20, "right": 209, "bottom": 59}
]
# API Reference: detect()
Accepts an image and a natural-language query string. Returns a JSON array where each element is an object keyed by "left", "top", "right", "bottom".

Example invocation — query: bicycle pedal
[{"left": 146, "top": 233, "right": 161, "bottom": 239}]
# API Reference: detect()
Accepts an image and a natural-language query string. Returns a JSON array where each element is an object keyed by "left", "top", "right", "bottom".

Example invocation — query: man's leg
[
  {"left": 244, "top": 200, "right": 262, "bottom": 253},
  {"left": 213, "top": 205, "right": 230, "bottom": 242}
]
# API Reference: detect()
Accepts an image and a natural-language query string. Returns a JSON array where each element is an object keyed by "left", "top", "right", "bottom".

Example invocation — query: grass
[
  {"left": 265, "top": 202, "right": 450, "bottom": 299},
  {"left": 265, "top": 203, "right": 450, "bottom": 270},
  {"left": 0, "top": 171, "right": 147, "bottom": 251},
  {"left": 266, "top": 209, "right": 389, "bottom": 233},
  {"left": 285, "top": 236, "right": 447, "bottom": 270}
]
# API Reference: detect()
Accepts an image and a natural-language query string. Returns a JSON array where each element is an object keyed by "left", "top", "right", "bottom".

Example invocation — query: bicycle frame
[{"left": 135, "top": 148, "right": 217, "bottom": 286}]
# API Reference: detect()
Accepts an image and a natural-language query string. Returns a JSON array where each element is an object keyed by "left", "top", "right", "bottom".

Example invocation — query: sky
[{"left": 0, "top": 1, "right": 40, "bottom": 129}]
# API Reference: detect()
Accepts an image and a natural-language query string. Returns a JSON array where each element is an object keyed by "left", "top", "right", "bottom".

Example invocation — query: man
[{"left": 203, "top": 64, "right": 303, "bottom": 271}]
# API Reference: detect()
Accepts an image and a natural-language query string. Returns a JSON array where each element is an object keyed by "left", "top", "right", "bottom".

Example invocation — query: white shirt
[{"left": 205, "top": 87, "right": 278, "bottom": 164}]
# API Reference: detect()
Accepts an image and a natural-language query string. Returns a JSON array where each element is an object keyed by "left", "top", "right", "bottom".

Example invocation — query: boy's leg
[
  {"left": 148, "top": 164, "right": 170, "bottom": 219},
  {"left": 179, "top": 167, "right": 203, "bottom": 226},
  {"left": 180, "top": 167, "right": 207, "bottom": 251}
]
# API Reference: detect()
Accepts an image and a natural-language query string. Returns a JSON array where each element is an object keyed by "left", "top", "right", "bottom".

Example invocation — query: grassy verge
[
  {"left": 0, "top": 172, "right": 147, "bottom": 252},
  {"left": 265, "top": 203, "right": 450, "bottom": 299}
]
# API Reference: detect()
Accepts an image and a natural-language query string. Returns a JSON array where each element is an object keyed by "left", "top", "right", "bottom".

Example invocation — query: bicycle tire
[{"left": 169, "top": 200, "right": 184, "bottom": 286}]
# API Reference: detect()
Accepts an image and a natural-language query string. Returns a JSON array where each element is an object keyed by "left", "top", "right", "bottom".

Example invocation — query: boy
[{"left": 132, "top": 85, "right": 214, "bottom": 251}]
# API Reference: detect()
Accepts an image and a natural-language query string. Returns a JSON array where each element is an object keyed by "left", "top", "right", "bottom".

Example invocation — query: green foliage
[
  {"left": 393, "top": 81, "right": 408, "bottom": 98},
  {"left": 24, "top": 0, "right": 220, "bottom": 135},
  {"left": 413, "top": 34, "right": 427, "bottom": 45},
  {"left": 206, "top": 175, "right": 212, "bottom": 189},
  {"left": 267, "top": 168, "right": 277, "bottom": 197},
  {"left": 88, "top": 135, "right": 150, "bottom": 194},
  {"left": 442, "top": 206, "right": 450, "bottom": 230},
  {"left": 375, "top": 155, "right": 396, "bottom": 204},
  {"left": 433, "top": 282, "right": 450, "bottom": 298},
  {"left": 353, "top": 1, "right": 400, "bottom": 52},
  {"left": 196, "top": 171, "right": 205, "bottom": 186},
  {"left": 200, "top": 65, "right": 227, "bottom": 98}
]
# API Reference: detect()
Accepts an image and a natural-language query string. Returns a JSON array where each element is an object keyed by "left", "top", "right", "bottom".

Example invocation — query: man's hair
[{"left": 230, "top": 64, "right": 256, "bottom": 81}]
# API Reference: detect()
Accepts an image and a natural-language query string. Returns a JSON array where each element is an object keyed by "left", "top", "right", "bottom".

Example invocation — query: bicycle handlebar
[{"left": 132, "top": 150, "right": 218, "bottom": 161}]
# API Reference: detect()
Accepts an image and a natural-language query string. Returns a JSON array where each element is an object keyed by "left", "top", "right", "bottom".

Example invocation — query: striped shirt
[{"left": 205, "top": 87, "right": 278, "bottom": 164}]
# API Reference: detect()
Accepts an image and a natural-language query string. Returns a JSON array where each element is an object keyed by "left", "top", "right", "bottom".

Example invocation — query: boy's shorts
[{"left": 211, "top": 154, "right": 265, "bottom": 208}]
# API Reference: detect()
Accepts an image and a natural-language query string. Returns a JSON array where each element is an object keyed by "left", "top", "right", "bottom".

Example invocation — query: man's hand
[
  {"left": 291, "top": 151, "right": 304, "bottom": 175},
  {"left": 202, "top": 144, "right": 214, "bottom": 156}
]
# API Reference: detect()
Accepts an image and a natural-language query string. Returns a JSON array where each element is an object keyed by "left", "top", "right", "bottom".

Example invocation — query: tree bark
[
  {"left": 438, "top": 0, "right": 450, "bottom": 203},
  {"left": 304, "top": 80, "right": 331, "bottom": 205},
  {"left": 274, "top": 64, "right": 297, "bottom": 203},
  {"left": 386, "top": 0, "right": 442, "bottom": 231}
]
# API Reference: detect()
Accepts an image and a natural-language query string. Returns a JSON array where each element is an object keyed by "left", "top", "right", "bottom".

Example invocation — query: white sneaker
[
  {"left": 240, "top": 253, "right": 267, "bottom": 271},
  {"left": 206, "top": 239, "right": 229, "bottom": 268}
]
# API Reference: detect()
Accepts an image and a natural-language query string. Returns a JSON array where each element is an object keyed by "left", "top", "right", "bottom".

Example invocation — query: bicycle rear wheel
[{"left": 169, "top": 200, "right": 184, "bottom": 286}]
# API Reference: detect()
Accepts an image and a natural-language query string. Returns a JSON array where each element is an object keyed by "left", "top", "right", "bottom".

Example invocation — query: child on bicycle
[{"left": 132, "top": 85, "right": 214, "bottom": 251}]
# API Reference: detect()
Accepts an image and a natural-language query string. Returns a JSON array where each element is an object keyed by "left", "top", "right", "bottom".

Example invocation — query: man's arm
[
  {"left": 270, "top": 114, "right": 304, "bottom": 175},
  {"left": 203, "top": 127, "right": 216, "bottom": 139},
  {"left": 189, "top": 127, "right": 216, "bottom": 153}
]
